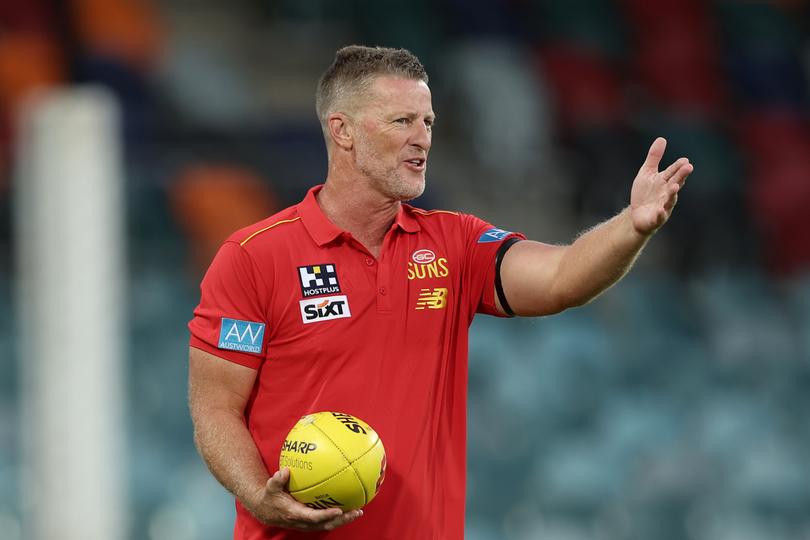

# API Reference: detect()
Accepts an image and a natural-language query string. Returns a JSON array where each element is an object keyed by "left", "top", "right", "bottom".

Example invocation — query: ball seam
[
  {"left": 350, "top": 439, "right": 385, "bottom": 504},
  {"left": 311, "top": 423, "right": 377, "bottom": 503},
  {"left": 286, "top": 427, "right": 350, "bottom": 491}
]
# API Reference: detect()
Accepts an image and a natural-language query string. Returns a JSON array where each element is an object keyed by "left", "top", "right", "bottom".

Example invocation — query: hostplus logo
[{"left": 298, "top": 263, "right": 340, "bottom": 297}]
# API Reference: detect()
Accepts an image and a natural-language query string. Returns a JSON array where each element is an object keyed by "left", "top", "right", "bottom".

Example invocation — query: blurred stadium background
[{"left": 2, "top": 0, "right": 810, "bottom": 539}]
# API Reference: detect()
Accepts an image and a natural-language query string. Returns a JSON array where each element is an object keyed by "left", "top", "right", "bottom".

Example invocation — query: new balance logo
[
  {"left": 415, "top": 288, "right": 448, "bottom": 310},
  {"left": 218, "top": 318, "right": 266, "bottom": 354}
]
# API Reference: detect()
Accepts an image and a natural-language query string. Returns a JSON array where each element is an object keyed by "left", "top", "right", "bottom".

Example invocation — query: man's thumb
[{"left": 266, "top": 468, "right": 290, "bottom": 492}]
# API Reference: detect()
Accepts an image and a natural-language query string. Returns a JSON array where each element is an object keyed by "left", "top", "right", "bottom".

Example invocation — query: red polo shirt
[{"left": 189, "top": 185, "right": 524, "bottom": 540}]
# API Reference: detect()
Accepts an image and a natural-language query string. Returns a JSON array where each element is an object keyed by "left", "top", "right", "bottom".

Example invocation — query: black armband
[{"left": 495, "top": 237, "right": 522, "bottom": 317}]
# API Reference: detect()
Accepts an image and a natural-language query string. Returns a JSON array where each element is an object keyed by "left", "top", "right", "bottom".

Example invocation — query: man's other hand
[{"left": 248, "top": 467, "right": 363, "bottom": 531}]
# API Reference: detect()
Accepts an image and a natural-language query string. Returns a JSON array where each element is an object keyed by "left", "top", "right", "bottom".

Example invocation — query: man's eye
[{"left": 395, "top": 118, "right": 410, "bottom": 124}]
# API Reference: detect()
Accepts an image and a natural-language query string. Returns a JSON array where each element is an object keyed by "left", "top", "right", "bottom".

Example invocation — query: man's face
[{"left": 351, "top": 76, "right": 434, "bottom": 201}]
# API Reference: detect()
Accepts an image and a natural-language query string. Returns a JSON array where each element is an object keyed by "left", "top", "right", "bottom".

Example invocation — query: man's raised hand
[{"left": 630, "top": 137, "right": 693, "bottom": 236}]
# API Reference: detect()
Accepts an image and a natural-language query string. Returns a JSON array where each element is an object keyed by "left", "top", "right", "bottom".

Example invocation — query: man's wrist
[
  {"left": 237, "top": 477, "right": 270, "bottom": 514},
  {"left": 622, "top": 206, "right": 655, "bottom": 241}
]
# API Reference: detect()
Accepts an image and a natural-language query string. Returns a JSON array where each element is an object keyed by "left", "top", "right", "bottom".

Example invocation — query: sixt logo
[
  {"left": 411, "top": 249, "right": 436, "bottom": 264},
  {"left": 299, "top": 295, "right": 351, "bottom": 324},
  {"left": 218, "top": 318, "right": 266, "bottom": 354},
  {"left": 415, "top": 288, "right": 448, "bottom": 310}
]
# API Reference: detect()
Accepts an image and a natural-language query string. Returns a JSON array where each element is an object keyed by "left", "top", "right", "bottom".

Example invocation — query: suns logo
[
  {"left": 411, "top": 249, "right": 436, "bottom": 264},
  {"left": 407, "top": 249, "right": 449, "bottom": 280}
]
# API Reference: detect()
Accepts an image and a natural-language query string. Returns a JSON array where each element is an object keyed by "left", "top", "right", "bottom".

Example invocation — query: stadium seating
[{"left": 2, "top": 1, "right": 810, "bottom": 539}]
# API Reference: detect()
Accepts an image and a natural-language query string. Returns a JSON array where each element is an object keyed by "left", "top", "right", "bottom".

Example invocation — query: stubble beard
[{"left": 356, "top": 147, "right": 425, "bottom": 202}]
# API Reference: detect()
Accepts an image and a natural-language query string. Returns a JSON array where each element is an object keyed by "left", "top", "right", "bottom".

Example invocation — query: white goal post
[{"left": 15, "top": 86, "right": 127, "bottom": 540}]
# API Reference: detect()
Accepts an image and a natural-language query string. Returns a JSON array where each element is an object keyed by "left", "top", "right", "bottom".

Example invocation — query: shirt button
[
  {"left": 365, "top": 258, "right": 374, "bottom": 266},
  {"left": 379, "top": 287, "right": 387, "bottom": 295}
]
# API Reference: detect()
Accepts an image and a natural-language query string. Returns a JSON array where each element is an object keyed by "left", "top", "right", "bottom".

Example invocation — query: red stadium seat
[
  {"left": 740, "top": 110, "right": 810, "bottom": 274},
  {"left": 536, "top": 45, "right": 623, "bottom": 131},
  {"left": 621, "top": 0, "right": 727, "bottom": 116}
]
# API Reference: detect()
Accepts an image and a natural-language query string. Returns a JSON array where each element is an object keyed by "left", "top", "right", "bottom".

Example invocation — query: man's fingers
[
  {"left": 265, "top": 472, "right": 354, "bottom": 524},
  {"left": 266, "top": 471, "right": 341, "bottom": 522},
  {"left": 667, "top": 180, "right": 681, "bottom": 196},
  {"left": 669, "top": 162, "right": 693, "bottom": 186},
  {"left": 288, "top": 508, "right": 362, "bottom": 530},
  {"left": 641, "top": 137, "right": 667, "bottom": 172},
  {"left": 321, "top": 509, "right": 363, "bottom": 530},
  {"left": 661, "top": 157, "right": 690, "bottom": 182},
  {"left": 664, "top": 193, "right": 678, "bottom": 212},
  {"left": 294, "top": 505, "right": 343, "bottom": 524},
  {"left": 259, "top": 469, "right": 364, "bottom": 531}
]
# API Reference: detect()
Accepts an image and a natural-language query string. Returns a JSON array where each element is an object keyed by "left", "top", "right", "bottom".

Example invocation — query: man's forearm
[
  {"left": 551, "top": 207, "right": 649, "bottom": 308},
  {"left": 193, "top": 408, "right": 270, "bottom": 512}
]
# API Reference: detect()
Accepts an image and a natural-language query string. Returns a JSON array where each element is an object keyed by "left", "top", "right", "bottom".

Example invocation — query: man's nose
[{"left": 410, "top": 122, "right": 432, "bottom": 151}]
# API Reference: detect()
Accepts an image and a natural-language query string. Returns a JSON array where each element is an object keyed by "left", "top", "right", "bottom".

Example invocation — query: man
[{"left": 187, "top": 45, "right": 692, "bottom": 539}]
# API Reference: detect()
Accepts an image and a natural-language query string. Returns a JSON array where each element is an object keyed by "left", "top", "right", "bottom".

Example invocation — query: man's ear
[{"left": 327, "top": 113, "right": 354, "bottom": 151}]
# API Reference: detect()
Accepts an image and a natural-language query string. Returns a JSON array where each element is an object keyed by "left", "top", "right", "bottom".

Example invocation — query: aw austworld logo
[
  {"left": 218, "top": 318, "right": 266, "bottom": 354},
  {"left": 478, "top": 228, "right": 512, "bottom": 243}
]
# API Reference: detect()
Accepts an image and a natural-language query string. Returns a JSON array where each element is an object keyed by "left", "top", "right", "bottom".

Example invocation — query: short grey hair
[{"left": 315, "top": 45, "right": 428, "bottom": 133}]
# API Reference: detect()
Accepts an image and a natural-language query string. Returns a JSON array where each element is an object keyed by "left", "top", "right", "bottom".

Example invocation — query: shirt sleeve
[
  {"left": 188, "top": 241, "right": 270, "bottom": 369},
  {"left": 459, "top": 214, "right": 527, "bottom": 318}
]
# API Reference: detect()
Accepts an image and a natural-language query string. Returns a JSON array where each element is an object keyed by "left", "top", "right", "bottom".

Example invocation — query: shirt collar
[
  {"left": 396, "top": 203, "right": 421, "bottom": 233},
  {"left": 299, "top": 185, "right": 421, "bottom": 246},
  {"left": 299, "top": 185, "right": 342, "bottom": 246}
]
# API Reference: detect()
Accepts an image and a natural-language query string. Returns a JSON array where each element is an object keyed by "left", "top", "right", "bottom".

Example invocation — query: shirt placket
[
  {"left": 376, "top": 253, "right": 392, "bottom": 314},
  {"left": 348, "top": 235, "right": 391, "bottom": 314},
  {"left": 375, "top": 226, "right": 399, "bottom": 314}
]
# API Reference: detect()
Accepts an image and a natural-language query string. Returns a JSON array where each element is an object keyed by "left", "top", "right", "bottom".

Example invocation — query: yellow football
[{"left": 279, "top": 411, "right": 386, "bottom": 511}]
